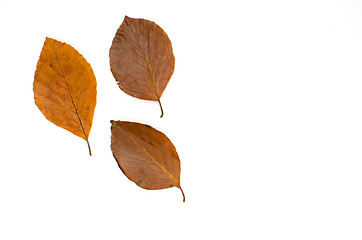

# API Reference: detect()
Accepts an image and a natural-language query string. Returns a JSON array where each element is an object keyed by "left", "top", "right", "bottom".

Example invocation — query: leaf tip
[
  {"left": 44, "top": 37, "right": 50, "bottom": 44},
  {"left": 45, "top": 36, "right": 54, "bottom": 42},
  {"left": 124, "top": 15, "right": 131, "bottom": 23}
]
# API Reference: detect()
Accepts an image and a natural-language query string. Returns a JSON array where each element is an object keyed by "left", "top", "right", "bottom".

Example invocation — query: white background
[{"left": 1, "top": 0, "right": 362, "bottom": 239}]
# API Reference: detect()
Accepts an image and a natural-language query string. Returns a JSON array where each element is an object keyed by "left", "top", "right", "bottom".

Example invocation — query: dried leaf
[
  {"left": 33, "top": 37, "right": 97, "bottom": 155},
  {"left": 110, "top": 121, "right": 185, "bottom": 202},
  {"left": 109, "top": 16, "right": 175, "bottom": 117}
]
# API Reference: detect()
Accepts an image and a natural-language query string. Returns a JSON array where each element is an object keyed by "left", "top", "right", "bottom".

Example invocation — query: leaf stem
[
  {"left": 86, "top": 138, "right": 92, "bottom": 156},
  {"left": 157, "top": 95, "right": 164, "bottom": 118},
  {"left": 179, "top": 186, "right": 185, "bottom": 202}
]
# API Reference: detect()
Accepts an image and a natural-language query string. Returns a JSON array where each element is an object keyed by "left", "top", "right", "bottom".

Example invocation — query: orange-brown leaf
[
  {"left": 109, "top": 16, "right": 175, "bottom": 117},
  {"left": 33, "top": 37, "right": 97, "bottom": 155},
  {"left": 110, "top": 121, "right": 185, "bottom": 202}
]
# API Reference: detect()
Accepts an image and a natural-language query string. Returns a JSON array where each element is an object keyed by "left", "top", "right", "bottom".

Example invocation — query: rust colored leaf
[
  {"left": 109, "top": 16, "right": 175, "bottom": 117},
  {"left": 33, "top": 37, "right": 97, "bottom": 155},
  {"left": 110, "top": 121, "right": 185, "bottom": 202}
]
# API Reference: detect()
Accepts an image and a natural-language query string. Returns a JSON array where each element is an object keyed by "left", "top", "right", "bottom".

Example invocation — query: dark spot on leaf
[{"left": 136, "top": 179, "right": 143, "bottom": 186}]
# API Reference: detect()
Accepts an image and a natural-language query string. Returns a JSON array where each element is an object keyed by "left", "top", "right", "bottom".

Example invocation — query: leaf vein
[{"left": 37, "top": 93, "right": 76, "bottom": 114}]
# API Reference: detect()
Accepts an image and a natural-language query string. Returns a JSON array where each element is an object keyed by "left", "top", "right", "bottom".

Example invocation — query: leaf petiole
[
  {"left": 86, "top": 138, "right": 92, "bottom": 156},
  {"left": 157, "top": 96, "right": 164, "bottom": 118},
  {"left": 179, "top": 186, "right": 186, "bottom": 202}
]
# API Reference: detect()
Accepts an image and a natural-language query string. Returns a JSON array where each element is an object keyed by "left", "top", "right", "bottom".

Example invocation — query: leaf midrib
[
  {"left": 48, "top": 40, "right": 91, "bottom": 154},
  {"left": 130, "top": 25, "right": 160, "bottom": 99}
]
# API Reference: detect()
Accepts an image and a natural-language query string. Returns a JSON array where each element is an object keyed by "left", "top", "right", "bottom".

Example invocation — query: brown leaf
[
  {"left": 110, "top": 120, "right": 185, "bottom": 202},
  {"left": 33, "top": 37, "right": 97, "bottom": 155},
  {"left": 109, "top": 16, "right": 175, "bottom": 117}
]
